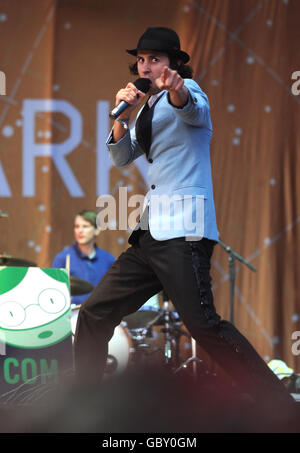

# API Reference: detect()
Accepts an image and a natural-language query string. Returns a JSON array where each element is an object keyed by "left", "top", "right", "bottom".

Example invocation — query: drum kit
[
  {"left": 0, "top": 209, "right": 202, "bottom": 379},
  {"left": 0, "top": 254, "right": 196, "bottom": 376},
  {"left": 122, "top": 292, "right": 193, "bottom": 371},
  {"left": 0, "top": 252, "right": 202, "bottom": 378},
  {"left": 70, "top": 290, "right": 199, "bottom": 378}
]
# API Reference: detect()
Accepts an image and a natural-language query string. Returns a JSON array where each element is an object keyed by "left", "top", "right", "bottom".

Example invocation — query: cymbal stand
[
  {"left": 174, "top": 336, "right": 205, "bottom": 380},
  {"left": 151, "top": 291, "right": 205, "bottom": 379},
  {"left": 161, "top": 297, "right": 172, "bottom": 365},
  {"left": 151, "top": 292, "right": 190, "bottom": 369},
  {"left": 130, "top": 293, "right": 189, "bottom": 369}
]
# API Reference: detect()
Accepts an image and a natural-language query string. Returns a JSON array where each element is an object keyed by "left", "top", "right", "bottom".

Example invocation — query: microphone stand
[{"left": 218, "top": 238, "right": 257, "bottom": 325}]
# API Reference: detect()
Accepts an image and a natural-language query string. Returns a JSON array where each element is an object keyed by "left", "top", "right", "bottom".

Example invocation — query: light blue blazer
[{"left": 106, "top": 78, "right": 219, "bottom": 242}]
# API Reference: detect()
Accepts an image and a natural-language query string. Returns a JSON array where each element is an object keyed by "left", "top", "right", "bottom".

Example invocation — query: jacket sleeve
[
  {"left": 168, "top": 79, "right": 212, "bottom": 130},
  {"left": 106, "top": 123, "right": 145, "bottom": 167}
]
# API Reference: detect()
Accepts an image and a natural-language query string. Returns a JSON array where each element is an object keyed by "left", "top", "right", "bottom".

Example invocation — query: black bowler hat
[{"left": 126, "top": 27, "right": 190, "bottom": 64}]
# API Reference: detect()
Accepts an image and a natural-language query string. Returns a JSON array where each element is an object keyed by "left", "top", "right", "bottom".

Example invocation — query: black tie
[{"left": 135, "top": 101, "right": 153, "bottom": 158}]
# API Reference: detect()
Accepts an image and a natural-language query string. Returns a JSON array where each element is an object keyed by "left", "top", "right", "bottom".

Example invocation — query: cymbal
[
  {"left": 70, "top": 276, "right": 94, "bottom": 296},
  {"left": 123, "top": 309, "right": 160, "bottom": 330},
  {"left": 123, "top": 308, "right": 181, "bottom": 330},
  {"left": 0, "top": 254, "right": 37, "bottom": 267}
]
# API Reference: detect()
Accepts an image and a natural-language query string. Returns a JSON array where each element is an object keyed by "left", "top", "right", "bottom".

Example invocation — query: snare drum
[{"left": 70, "top": 305, "right": 133, "bottom": 376}]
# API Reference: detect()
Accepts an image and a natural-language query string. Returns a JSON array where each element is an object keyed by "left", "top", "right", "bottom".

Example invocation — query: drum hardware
[
  {"left": 124, "top": 327, "right": 154, "bottom": 367},
  {"left": 157, "top": 294, "right": 191, "bottom": 370},
  {"left": 127, "top": 292, "right": 214, "bottom": 379},
  {"left": 126, "top": 291, "right": 191, "bottom": 371},
  {"left": 174, "top": 338, "right": 206, "bottom": 379},
  {"left": 105, "top": 354, "right": 118, "bottom": 374}
]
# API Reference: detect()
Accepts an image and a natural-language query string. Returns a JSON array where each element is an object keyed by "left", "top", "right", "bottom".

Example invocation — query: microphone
[
  {"left": 0, "top": 211, "right": 9, "bottom": 218},
  {"left": 109, "top": 78, "right": 151, "bottom": 119}
]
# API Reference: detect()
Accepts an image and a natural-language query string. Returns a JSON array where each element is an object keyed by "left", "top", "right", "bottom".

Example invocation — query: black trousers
[{"left": 74, "top": 230, "right": 293, "bottom": 409}]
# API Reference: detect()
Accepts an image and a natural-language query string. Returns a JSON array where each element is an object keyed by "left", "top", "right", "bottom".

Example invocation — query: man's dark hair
[{"left": 129, "top": 55, "right": 193, "bottom": 79}]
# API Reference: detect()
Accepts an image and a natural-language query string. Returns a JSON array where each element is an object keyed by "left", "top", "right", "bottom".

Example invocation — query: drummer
[{"left": 51, "top": 209, "right": 115, "bottom": 306}]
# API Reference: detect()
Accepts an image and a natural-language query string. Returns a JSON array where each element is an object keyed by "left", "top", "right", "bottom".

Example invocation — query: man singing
[{"left": 74, "top": 27, "right": 294, "bottom": 415}]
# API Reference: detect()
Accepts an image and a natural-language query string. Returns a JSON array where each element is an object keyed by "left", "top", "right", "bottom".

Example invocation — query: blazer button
[
  {"left": 148, "top": 158, "right": 153, "bottom": 163},
  {"left": 151, "top": 184, "right": 156, "bottom": 190}
]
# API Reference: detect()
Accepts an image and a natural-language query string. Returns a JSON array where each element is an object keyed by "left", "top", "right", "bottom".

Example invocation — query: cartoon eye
[
  {"left": 38, "top": 289, "right": 66, "bottom": 314},
  {"left": 0, "top": 302, "right": 26, "bottom": 327}
]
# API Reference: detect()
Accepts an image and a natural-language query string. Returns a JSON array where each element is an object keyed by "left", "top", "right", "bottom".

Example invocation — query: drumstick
[
  {"left": 65, "top": 254, "right": 70, "bottom": 276},
  {"left": 65, "top": 254, "right": 73, "bottom": 304}
]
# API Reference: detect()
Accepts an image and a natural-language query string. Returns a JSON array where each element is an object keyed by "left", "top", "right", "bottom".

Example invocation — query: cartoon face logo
[{"left": 0, "top": 267, "right": 71, "bottom": 348}]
